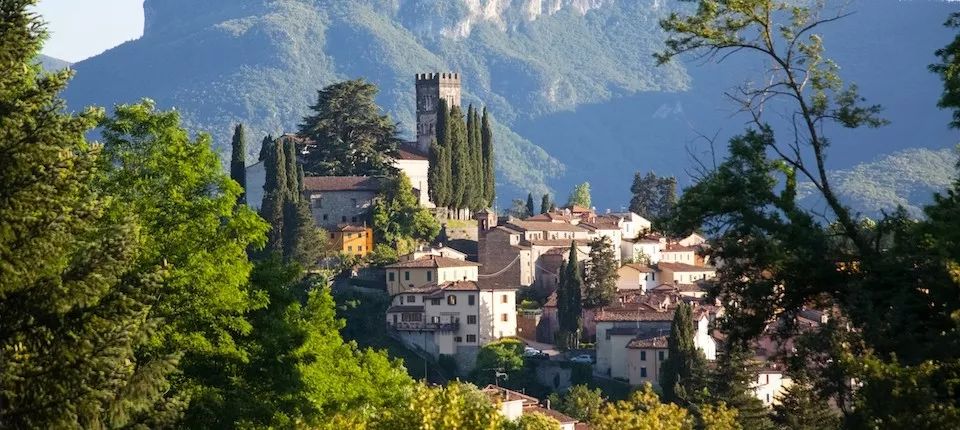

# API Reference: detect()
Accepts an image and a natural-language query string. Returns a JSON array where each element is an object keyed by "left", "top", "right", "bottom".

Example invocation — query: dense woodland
[{"left": 2, "top": 0, "right": 960, "bottom": 429}]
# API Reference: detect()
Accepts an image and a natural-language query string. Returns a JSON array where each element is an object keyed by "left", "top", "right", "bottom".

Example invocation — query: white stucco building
[
  {"left": 385, "top": 280, "right": 517, "bottom": 359},
  {"left": 384, "top": 255, "right": 480, "bottom": 296}
]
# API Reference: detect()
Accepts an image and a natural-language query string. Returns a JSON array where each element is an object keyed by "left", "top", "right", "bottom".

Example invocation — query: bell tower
[{"left": 415, "top": 72, "right": 462, "bottom": 153}]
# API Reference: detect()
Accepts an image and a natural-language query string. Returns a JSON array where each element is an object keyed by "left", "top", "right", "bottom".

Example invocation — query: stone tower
[{"left": 415, "top": 72, "right": 462, "bottom": 154}]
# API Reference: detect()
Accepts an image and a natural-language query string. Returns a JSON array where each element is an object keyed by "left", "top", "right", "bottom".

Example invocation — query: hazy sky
[{"left": 33, "top": 0, "right": 144, "bottom": 62}]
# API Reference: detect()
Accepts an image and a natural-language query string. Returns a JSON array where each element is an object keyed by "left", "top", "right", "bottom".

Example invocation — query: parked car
[
  {"left": 523, "top": 346, "right": 549, "bottom": 360},
  {"left": 570, "top": 354, "right": 593, "bottom": 364}
]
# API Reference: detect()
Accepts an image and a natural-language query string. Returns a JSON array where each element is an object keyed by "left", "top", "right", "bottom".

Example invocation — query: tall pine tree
[
  {"left": 556, "top": 242, "right": 584, "bottom": 349},
  {"left": 0, "top": 4, "right": 179, "bottom": 425},
  {"left": 541, "top": 194, "right": 551, "bottom": 214},
  {"left": 462, "top": 105, "right": 479, "bottom": 212},
  {"left": 481, "top": 107, "right": 496, "bottom": 207},
  {"left": 660, "top": 302, "right": 708, "bottom": 406},
  {"left": 526, "top": 193, "right": 536, "bottom": 217},
  {"left": 231, "top": 123, "right": 247, "bottom": 205}
]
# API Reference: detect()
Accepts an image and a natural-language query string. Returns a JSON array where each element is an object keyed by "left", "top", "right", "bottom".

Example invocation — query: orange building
[{"left": 330, "top": 224, "right": 374, "bottom": 257}]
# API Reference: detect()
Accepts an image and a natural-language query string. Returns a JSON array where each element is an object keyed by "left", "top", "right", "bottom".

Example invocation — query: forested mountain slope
[{"left": 61, "top": 0, "right": 959, "bottom": 209}]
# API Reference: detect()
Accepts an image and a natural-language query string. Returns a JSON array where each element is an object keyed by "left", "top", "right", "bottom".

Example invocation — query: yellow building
[{"left": 330, "top": 224, "right": 373, "bottom": 257}]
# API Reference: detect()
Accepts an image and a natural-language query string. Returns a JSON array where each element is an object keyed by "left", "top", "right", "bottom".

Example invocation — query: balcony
[{"left": 389, "top": 321, "right": 460, "bottom": 332}]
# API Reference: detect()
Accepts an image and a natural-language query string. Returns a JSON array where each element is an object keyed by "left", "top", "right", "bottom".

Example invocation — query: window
[
  {"left": 501, "top": 313, "right": 508, "bottom": 322},
  {"left": 447, "top": 295, "right": 457, "bottom": 306},
  {"left": 467, "top": 315, "right": 477, "bottom": 324},
  {"left": 430, "top": 316, "right": 440, "bottom": 323},
  {"left": 658, "top": 351, "right": 665, "bottom": 360},
  {"left": 652, "top": 273, "right": 656, "bottom": 281},
  {"left": 466, "top": 334, "right": 477, "bottom": 343},
  {"left": 388, "top": 272, "right": 395, "bottom": 282},
  {"left": 427, "top": 271, "right": 432, "bottom": 282},
  {"left": 640, "top": 351, "right": 647, "bottom": 361},
  {"left": 640, "top": 367, "right": 648, "bottom": 378},
  {"left": 431, "top": 298, "right": 441, "bottom": 306},
  {"left": 351, "top": 198, "right": 357, "bottom": 207},
  {"left": 404, "top": 271, "right": 410, "bottom": 281},
  {"left": 330, "top": 232, "right": 335, "bottom": 239},
  {"left": 406, "top": 295, "right": 415, "bottom": 303},
  {"left": 351, "top": 216, "right": 357, "bottom": 223},
  {"left": 358, "top": 245, "right": 363, "bottom": 252},
  {"left": 347, "top": 246, "right": 352, "bottom": 252},
  {"left": 314, "top": 198, "right": 323, "bottom": 209},
  {"left": 341, "top": 216, "right": 347, "bottom": 223},
  {"left": 468, "top": 295, "right": 475, "bottom": 306},
  {"left": 501, "top": 294, "right": 508, "bottom": 304},
  {"left": 323, "top": 214, "right": 328, "bottom": 221},
  {"left": 455, "top": 336, "right": 463, "bottom": 343}
]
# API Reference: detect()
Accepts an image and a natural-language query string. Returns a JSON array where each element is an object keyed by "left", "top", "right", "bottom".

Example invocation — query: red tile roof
[
  {"left": 621, "top": 263, "right": 655, "bottom": 273},
  {"left": 595, "top": 308, "right": 674, "bottom": 322},
  {"left": 335, "top": 223, "right": 369, "bottom": 232},
  {"left": 656, "top": 262, "right": 714, "bottom": 273},
  {"left": 526, "top": 406, "right": 577, "bottom": 424},
  {"left": 508, "top": 220, "right": 587, "bottom": 233},
  {"left": 385, "top": 255, "right": 481, "bottom": 269},
  {"left": 396, "top": 147, "right": 429, "bottom": 160},
  {"left": 302, "top": 176, "right": 384, "bottom": 192},
  {"left": 626, "top": 335, "right": 669, "bottom": 349}
]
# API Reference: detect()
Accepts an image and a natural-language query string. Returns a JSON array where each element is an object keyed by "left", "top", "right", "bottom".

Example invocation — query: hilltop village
[{"left": 237, "top": 73, "right": 816, "bottom": 425}]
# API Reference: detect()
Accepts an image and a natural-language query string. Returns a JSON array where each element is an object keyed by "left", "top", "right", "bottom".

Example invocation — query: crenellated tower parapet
[{"left": 414, "top": 72, "right": 462, "bottom": 153}]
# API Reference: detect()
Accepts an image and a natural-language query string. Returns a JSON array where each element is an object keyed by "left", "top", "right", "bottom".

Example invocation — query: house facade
[
  {"left": 384, "top": 255, "right": 480, "bottom": 296},
  {"left": 329, "top": 224, "right": 374, "bottom": 257},
  {"left": 385, "top": 280, "right": 517, "bottom": 359}
]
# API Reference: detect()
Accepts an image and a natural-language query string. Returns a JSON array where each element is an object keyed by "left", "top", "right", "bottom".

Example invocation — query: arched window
[{"left": 447, "top": 295, "right": 457, "bottom": 306}]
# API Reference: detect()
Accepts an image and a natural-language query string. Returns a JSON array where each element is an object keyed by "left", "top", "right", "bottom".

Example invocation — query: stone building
[
  {"left": 414, "top": 72, "right": 462, "bottom": 154},
  {"left": 302, "top": 176, "right": 384, "bottom": 228}
]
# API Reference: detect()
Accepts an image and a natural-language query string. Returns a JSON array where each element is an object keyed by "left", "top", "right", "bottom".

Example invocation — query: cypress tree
[
  {"left": 261, "top": 140, "right": 287, "bottom": 254},
  {"left": 259, "top": 134, "right": 274, "bottom": 161},
  {"left": 463, "top": 105, "right": 478, "bottom": 211},
  {"left": 481, "top": 107, "right": 496, "bottom": 206},
  {"left": 541, "top": 194, "right": 551, "bottom": 214},
  {"left": 449, "top": 105, "right": 469, "bottom": 212},
  {"left": 435, "top": 99, "right": 453, "bottom": 209},
  {"left": 526, "top": 193, "right": 536, "bottom": 217},
  {"left": 470, "top": 107, "right": 485, "bottom": 210},
  {"left": 231, "top": 123, "right": 247, "bottom": 205},
  {"left": 428, "top": 137, "right": 445, "bottom": 205},
  {"left": 660, "top": 302, "right": 708, "bottom": 406},
  {"left": 556, "top": 242, "right": 584, "bottom": 349},
  {"left": 283, "top": 138, "right": 300, "bottom": 202}
]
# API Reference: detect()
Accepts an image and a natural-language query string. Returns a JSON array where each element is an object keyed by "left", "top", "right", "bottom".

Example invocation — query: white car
[{"left": 570, "top": 354, "right": 593, "bottom": 364}]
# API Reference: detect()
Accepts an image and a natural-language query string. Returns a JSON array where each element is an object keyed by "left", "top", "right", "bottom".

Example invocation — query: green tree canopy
[
  {"left": 629, "top": 172, "right": 676, "bottom": 222},
  {"left": 372, "top": 173, "right": 441, "bottom": 256},
  {"left": 0, "top": 3, "right": 180, "bottom": 425},
  {"left": 526, "top": 193, "right": 536, "bottom": 217},
  {"left": 583, "top": 236, "right": 619, "bottom": 309},
  {"left": 299, "top": 79, "right": 400, "bottom": 176},
  {"left": 567, "top": 182, "right": 592, "bottom": 208},
  {"left": 547, "top": 385, "right": 606, "bottom": 422}
]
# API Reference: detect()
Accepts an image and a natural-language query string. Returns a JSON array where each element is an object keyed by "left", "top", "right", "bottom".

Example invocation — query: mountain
[
  {"left": 37, "top": 54, "right": 70, "bottom": 71},
  {"left": 800, "top": 148, "right": 958, "bottom": 218},
  {"left": 61, "top": 0, "right": 959, "bottom": 210}
]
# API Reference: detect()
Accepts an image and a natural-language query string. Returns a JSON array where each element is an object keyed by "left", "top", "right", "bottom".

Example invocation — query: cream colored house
[
  {"left": 616, "top": 263, "right": 658, "bottom": 292},
  {"left": 622, "top": 235, "right": 664, "bottom": 264},
  {"left": 753, "top": 367, "right": 793, "bottom": 406},
  {"left": 399, "top": 244, "right": 468, "bottom": 262},
  {"left": 660, "top": 243, "right": 698, "bottom": 265},
  {"left": 625, "top": 335, "right": 669, "bottom": 387},
  {"left": 385, "top": 255, "right": 480, "bottom": 296},
  {"left": 394, "top": 147, "right": 433, "bottom": 207},
  {"left": 385, "top": 280, "right": 517, "bottom": 359},
  {"left": 596, "top": 306, "right": 716, "bottom": 381},
  {"left": 608, "top": 212, "right": 652, "bottom": 241},
  {"left": 656, "top": 262, "right": 716, "bottom": 285}
]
